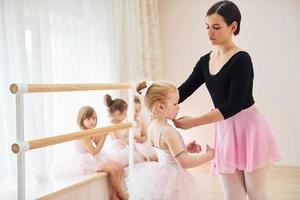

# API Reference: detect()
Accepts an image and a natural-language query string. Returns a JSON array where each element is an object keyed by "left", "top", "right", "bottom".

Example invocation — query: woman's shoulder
[
  {"left": 235, "top": 50, "right": 253, "bottom": 65},
  {"left": 233, "top": 50, "right": 252, "bottom": 61},
  {"left": 198, "top": 51, "right": 211, "bottom": 62},
  {"left": 193, "top": 51, "right": 211, "bottom": 70},
  {"left": 229, "top": 50, "right": 253, "bottom": 73}
]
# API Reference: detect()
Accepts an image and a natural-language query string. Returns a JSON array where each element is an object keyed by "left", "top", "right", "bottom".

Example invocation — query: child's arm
[
  {"left": 135, "top": 119, "right": 147, "bottom": 143},
  {"left": 93, "top": 133, "right": 108, "bottom": 146},
  {"left": 162, "top": 126, "right": 214, "bottom": 169},
  {"left": 80, "top": 134, "right": 108, "bottom": 156},
  {"left": 139, "top": 120, "right": 147, "bottom": 142}
]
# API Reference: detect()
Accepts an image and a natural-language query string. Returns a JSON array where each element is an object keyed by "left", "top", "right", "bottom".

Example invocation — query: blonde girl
[{"left": 126, "top": 81, "right": 214, "bottom": 200}]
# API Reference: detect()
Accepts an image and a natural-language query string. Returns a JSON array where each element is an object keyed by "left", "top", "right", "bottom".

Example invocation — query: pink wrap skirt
[{"left": 211, "top": 105, "right": 281, "bottom": 174}]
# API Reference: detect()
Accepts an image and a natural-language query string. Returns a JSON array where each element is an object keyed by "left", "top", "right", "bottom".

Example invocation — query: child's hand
[
  {"left": 205, "top": 145, "right": 215, "bottom": 160},
  {"left": 93, "top": 135, "right": 101, "bottom": 142},
  {"left": 186, "top": 140, "right": 201, "bottom": 153},
  {"left": 134, "top": 136, "right": 144, "bottom": 143},
  {"left": 134, "top": 136, "right": 140, "bottom": 143}
]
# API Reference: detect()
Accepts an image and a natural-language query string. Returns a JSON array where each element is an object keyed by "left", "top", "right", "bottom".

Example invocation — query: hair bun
[
  {"left": 136, "top": 81, "right": 147, "bottom": 94},
  {"left": 104, "top": 94, "right": 113, "bottom": 107}
]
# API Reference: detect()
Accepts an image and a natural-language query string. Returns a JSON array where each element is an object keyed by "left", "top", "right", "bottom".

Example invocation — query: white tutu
[{"left": 126, "top": 148, "right": 204, "bottom": 200}]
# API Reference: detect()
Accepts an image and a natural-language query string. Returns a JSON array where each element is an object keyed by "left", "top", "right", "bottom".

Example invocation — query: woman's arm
[
  {"left": 173, "top": 108, "right": 224, "bottom": 129},
  {"left": 178, "top": 59, "right": 205, "bottom": 103},
  {"left": 162, "top": 126, "right": 214, "bottom": 168}
]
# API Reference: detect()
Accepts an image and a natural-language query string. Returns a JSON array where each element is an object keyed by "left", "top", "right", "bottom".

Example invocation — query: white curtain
[
  {"left": 139, "top": 0, "right": 162, "bottom": 80},
  {"left": 0, "top": 0, "right": 142, "bottom": 194}
]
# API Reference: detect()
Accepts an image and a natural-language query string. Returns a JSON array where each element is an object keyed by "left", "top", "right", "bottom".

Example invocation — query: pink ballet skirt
[
  {"left": 106, "top": 128, "right": 145, "bottom": 166},
  {"left": 75, "top": 140, "right": 114, "bottom": 172},
  {"left": 211, "top": 105, "right": 281, "bottom": 174},
  {"left": 51, "top": 138, "right": 122, "bottom": 175},
  {"left": 126, "top": 147, "right": 204, "bottom": 200},
  {"left": 108, "top": 139, "right": 145, "bottom": 167}
]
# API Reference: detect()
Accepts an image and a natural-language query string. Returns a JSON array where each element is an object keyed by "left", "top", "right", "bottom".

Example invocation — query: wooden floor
[
  {"left": 188, "top": 164, "right": 300, "bottom": 200},
  {"left": 1, "top": 164, "right": 299, "bottom": 199}
]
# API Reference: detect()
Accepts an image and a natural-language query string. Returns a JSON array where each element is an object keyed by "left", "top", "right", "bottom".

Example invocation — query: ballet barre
[
  {"left": 11, "top": 122, "right": 135, "bottom": 154},
  {"left": 10, "top": 82, "right": 136, "bottom": 200},
  {"left": 10, "top": 83, "right": 133, "bottom": 94}
]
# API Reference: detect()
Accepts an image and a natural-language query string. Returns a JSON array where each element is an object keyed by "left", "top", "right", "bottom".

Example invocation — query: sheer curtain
[
  {"left": 0, "top": 0, "right": 142, "bottom": 193},
  {"left": 139, "top": 0, "right": 162, "bottom": 80}
]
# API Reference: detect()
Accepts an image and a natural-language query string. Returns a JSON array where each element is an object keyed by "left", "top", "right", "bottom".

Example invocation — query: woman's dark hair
[{"left": 206, "top": 1, "right": 241, "bottom": 35}]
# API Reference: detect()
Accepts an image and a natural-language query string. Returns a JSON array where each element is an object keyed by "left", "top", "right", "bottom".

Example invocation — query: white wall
[{"left": 158, "top": 0, "right": 300, "bottom": 166}]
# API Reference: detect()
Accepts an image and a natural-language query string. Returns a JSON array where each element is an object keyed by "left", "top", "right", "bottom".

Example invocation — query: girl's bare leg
[
  {"left": 102, "top": 163, "right": 128, "bottom": 200},
  {"left": 111, "top": 188, "right": 120, "bottom": 200}
]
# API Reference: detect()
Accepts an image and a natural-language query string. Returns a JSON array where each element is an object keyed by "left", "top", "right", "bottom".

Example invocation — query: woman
[{"left": 173, "top": 1, "right": 281, "bottom": 199}]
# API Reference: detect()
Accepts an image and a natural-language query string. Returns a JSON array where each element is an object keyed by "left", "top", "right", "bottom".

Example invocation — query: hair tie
[{"left": 140, "top": 80, "right": 154, "bottom": 97}]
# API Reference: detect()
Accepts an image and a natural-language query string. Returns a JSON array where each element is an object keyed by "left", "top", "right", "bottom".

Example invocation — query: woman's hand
[
  {"left": 186, "top": 140, "right": 201, "bottom": 153},
  {"left": 172, "top": 116, "right": 195, "bottom": 129}
]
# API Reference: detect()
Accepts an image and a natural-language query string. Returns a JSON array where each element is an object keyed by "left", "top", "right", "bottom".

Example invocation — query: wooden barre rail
[
  {"left": 10, "top": 83, "right": 134, "bottom": 94},
  {"left": 11, "top": 122, "right": 134, "bottom": 154}
]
